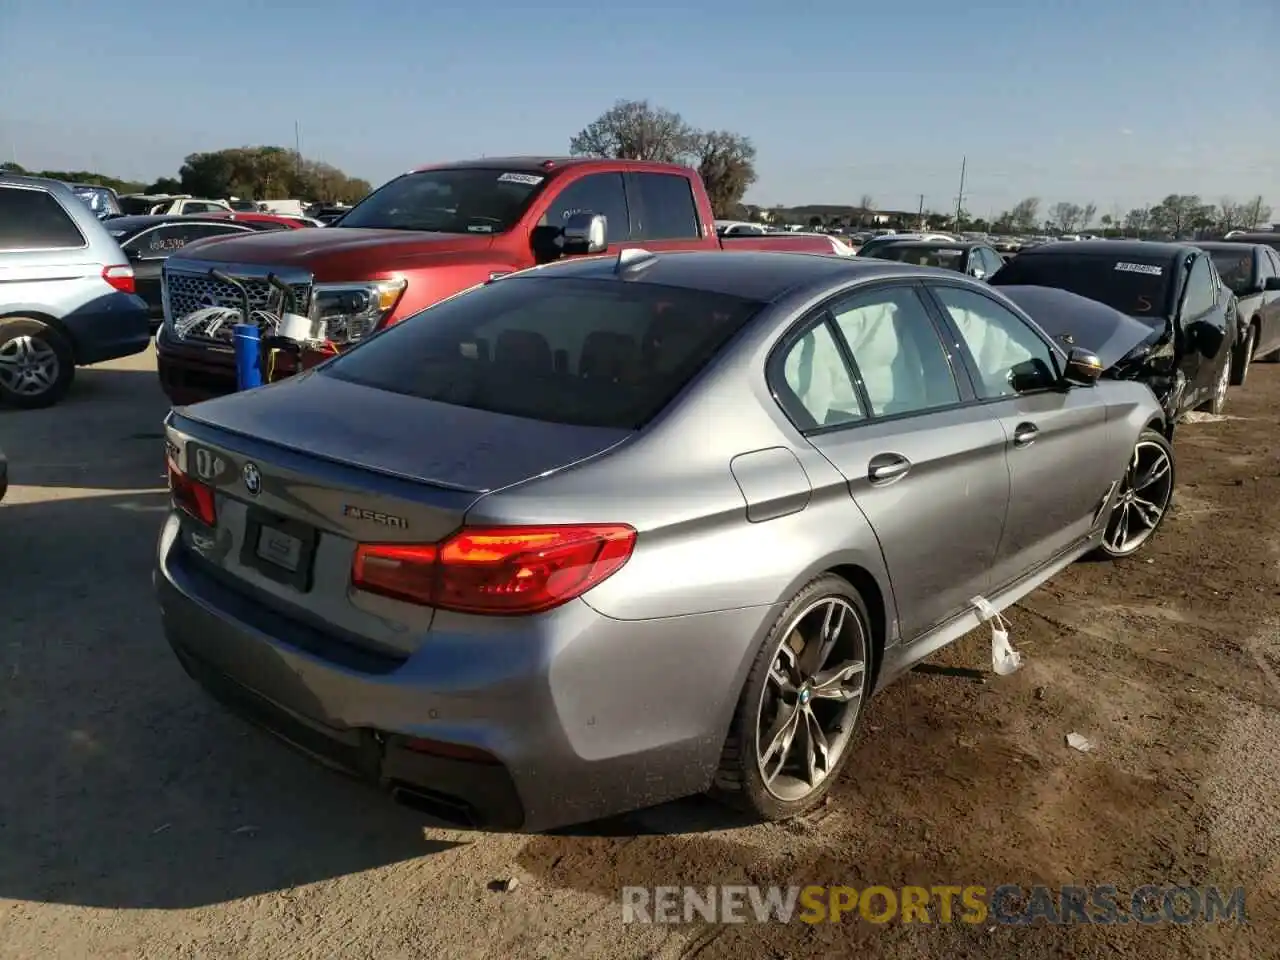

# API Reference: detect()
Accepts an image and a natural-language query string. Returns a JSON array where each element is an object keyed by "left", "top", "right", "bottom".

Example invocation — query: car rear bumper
[
  {"left": 63, "top": 291, "right": 152, "bottom": 365},
  {"left": 155, "top": 514, "right": 763, "bottom": 831}
]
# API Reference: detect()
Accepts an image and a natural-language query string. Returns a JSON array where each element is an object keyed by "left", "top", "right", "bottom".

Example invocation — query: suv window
[
  {"left": 125, "top": 222, "right": 248, "bottom": 258},
  {"left": 1182, "top": 255, "right": 1215, "bottom": 319},
  {"left": 931, "top": 285, "right": 1059, "bottom": 397},
  {"left": 541, "top": 173, "right": 630, "bottom": 244},
  {"left": 776, "top": 321, "right": 864, "bottom": 429},
  {"left": 0, "top": 186, "right": 86, "bottom": 251},
  {"left": 632, "top": 173, "right": 700, "bottom": 241},
  {"left": 829, "top": 286, "right": 961, "bottom": 416},
  {"left": 1267, "top": 248, "right": 1280, "bottom": 277},
  {"left": 322, "top": 276, "right": 762, "bottom": 429}
]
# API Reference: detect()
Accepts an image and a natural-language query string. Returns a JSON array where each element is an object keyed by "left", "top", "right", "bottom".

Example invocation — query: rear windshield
[
  {"left": 322, "top": 276, "right": 764, "bottom": 429},
  {"left": 337, "top": 168, "right": 547, "bottom": 234},
  {"left": 1205, "top": 248, "right": 1254, "bottom": 294},
  {"left": 992, "top": 254, "right": 1173, "bottom": 316},
  {"left": 870, "top": 245, "right": 966, "bottom": 270}
]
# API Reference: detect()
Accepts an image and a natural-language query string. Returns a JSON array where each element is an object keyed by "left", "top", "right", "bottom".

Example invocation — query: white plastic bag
[{"left": 971, "top": 596, "right": 1022, "bottom": 676}]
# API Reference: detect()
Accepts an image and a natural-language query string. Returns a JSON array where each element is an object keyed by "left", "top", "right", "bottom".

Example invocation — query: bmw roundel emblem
[{"left": 242, "top": 462, "right": 262, "bottom": 496}]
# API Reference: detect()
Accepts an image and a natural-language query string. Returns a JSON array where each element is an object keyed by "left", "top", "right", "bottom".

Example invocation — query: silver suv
[{"left": 0, "top": 175, "right": 151, "bottom": 407}]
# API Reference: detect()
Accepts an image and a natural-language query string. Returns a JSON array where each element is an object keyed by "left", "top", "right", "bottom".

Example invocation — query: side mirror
[
  {"left": 969, "top": 266, "right": 987, "bottom": 280},
  {"left": 562, "top": 212, "right": 607, "bottom": 255},
  {"left": 529, "top": 213, "right": 608, "bottom": 264},
  {"left": 1265, "top": 276, "right": 1280, "bottom": 292},
  {"left": 1187, "top": 319, "right": 1225, "bottom": 360},
  {"left": 1060, "top": 347, "right": 1103, "bottom": 386}
]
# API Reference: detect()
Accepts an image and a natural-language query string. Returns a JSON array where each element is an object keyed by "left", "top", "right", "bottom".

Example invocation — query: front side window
[
  {"left": 323, "top": 277, "right": 762, "bottom": 429},
  {"left": 540, "top": 173, "right": 630, "bottom": 244},
  {"left": 1181, "top": 256, "right": 1215, "bottom": 319},
  {"left": 339, "top": 168, "right": 547, "bottom": 235},
  {"left": 932, "top": 286, "right": 1058, "bottom": 397},
  {"left": 0, "top": 187, "right": 86, "bottom": 250},
  {"left": 829, "top": 286, "right": 961, "bottom": 416}
]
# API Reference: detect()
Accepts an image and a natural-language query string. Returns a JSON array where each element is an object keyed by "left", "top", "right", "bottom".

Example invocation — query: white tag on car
[{"left": 971, "top": 595, "right": 1022, "bottom": 676}]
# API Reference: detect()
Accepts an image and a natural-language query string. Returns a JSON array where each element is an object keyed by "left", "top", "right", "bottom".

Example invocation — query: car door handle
[
  {"left": 868, "top": 453, "right": 911, "bottom": 483},
  {"left": 1012, "top": 423, "right": 1039, "bottom": 447}
]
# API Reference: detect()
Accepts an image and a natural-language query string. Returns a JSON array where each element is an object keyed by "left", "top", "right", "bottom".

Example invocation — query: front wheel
[
  {"left": 1093, "top": 429, "right": 1175, "bottom": 560},
  {"left": 712, "top": 574, "right": 873, "bottom": 821},
  {"left": 1198, "top": 355, "right": 1230, "bottom": 415}
]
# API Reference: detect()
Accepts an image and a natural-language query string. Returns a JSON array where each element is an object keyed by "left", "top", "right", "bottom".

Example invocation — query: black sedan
[
  {"left": 992, "top": 240, "right": 1235, "bottom": 418},
  {"left": 1195, "top": 241, "right": 1280, "bottom": 384},
  {"left": 103, "top": 216, "right": 268, "bottom": 326},
  {"left": 859, "top": 240, "right": 1006, "bottom": 281}
]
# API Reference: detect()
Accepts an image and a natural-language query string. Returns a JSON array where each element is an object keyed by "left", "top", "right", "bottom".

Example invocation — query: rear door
[
  {"left": 923, "top": 281, "right": 1121, "bottom": 587},
  {"left": 778, "top": 281, "right": 1009, "bottom": 641}
]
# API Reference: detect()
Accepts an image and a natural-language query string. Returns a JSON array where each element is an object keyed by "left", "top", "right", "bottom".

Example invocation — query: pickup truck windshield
[
  {"left": 993, "top": 254, "right": 1173, "bottom": 317},
  {"left": 337, "top": 168, "right": 546, "bottom": 234},
  {"left": 322, "top": 276, "right": 763, "bottom": 429}
]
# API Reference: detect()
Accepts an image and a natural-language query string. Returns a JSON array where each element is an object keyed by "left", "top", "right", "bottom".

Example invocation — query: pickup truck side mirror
[{"left": 529, "top": 213, "right": 608, "bottom": 264}]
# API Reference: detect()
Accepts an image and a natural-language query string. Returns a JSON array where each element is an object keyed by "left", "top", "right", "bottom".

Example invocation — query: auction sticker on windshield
[
  {"left": 497, "top": 172, "right": 544, "bottom": 185},
  {"left": 1115, "top": 262, "right": 1163, "bottom": 276}
]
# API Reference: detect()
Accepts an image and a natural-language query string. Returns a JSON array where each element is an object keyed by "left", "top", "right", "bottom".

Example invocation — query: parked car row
[{"left": 856, "top": 235, "right": 1280, "bottom": 422}]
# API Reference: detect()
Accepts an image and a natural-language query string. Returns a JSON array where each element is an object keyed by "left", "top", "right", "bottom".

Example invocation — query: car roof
[
  {"left": 1017, "top": 239, "right": 1198, "bottom": 262},
  {"left": 516, "top": 250, "right": 932, "bottom": 302},
  {"left": 410, "top": 156, "right": 692, "bottom": 176},
  {"left": 102, "top": 214, "right": 250, "bottom": 233},
  {"left": 1221, "top": 232, "right": 1277, "bottom": 242},
  {"left": 873, "top": 240, "right": 983, "bottom": 250},
  {"left": 0, "top": 172, "right": 75, "bottom": 194},
  {"left": 1194, "top": 241, "right": 1259, "bottom": 254}
]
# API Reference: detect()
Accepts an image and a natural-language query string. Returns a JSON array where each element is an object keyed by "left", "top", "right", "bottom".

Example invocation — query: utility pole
[
  {"left": 294, "top": 121, "right": 302, "bottom": 177},
  {"left": 954, "top": 156, "right": 966, "bottom": 231},
  {"left": 917, "top": 194, "right": 925, "bottom": 230}
]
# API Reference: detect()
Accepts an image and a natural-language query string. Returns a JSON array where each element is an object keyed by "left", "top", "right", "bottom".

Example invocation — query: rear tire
[
  {"left": 0, "top": 317, "right": 75, "bottom": 409},
  {"left": 1092, "top": 428, "right": 1175, "bottom": 560},
  {"left": 711, "top": 574, "right": 873, "bottom": 821},
  {"left": 1229, "top": 325, "right": 1254, "bottom": 386}
]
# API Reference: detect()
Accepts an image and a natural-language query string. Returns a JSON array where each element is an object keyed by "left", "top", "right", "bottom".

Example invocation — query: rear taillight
[
  {"left": 166, "top": 453, "right": 217, "bottom": 527},
  {"left": 351, "top": 524, "right": 636, "bottom": 615},
  {"left": 102, "top": 264, "right": 136, "bottom": 294}
]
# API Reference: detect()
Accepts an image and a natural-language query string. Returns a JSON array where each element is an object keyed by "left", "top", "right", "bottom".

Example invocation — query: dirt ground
[{"left": 1, "top": 350, "right": 1278, "bottom": 959}]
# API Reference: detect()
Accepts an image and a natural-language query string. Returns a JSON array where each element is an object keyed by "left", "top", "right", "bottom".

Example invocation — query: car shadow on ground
[
  {"left": 0, "top": 490, "right": 459, "bottom": 910},
  {"left": 0, "top": 365, "right": 172, "bottom": 492}
]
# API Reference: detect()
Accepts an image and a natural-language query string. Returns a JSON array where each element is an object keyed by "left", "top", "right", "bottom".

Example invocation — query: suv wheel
[{"left": 0, "top": 317, "right": 76, "bottom": 408}]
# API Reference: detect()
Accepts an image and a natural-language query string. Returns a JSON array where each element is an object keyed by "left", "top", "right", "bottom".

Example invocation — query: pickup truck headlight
[{"left": 312, "top": 279, "right": 406, "bottom": 344}]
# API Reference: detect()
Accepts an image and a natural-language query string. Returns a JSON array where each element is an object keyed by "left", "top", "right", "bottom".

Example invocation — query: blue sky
[{"left": 1, "top": 0, "right": 1276, "bottom": 216}]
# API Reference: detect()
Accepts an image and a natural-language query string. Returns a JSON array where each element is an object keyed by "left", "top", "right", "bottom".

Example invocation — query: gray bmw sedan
[{"left": 156, "top": 249, "right": 1173, "bottom": 830}]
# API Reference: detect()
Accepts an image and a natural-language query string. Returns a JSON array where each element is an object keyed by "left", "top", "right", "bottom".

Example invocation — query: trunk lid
[
  {"left": 166, "top": 374, "right": 631, "bottom": 657},
  {"left": 998, "top": 284, "right": 1167, "bottom": 369}
]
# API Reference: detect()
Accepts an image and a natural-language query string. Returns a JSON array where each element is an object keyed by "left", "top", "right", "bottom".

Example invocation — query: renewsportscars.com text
[{"left": 621, "top": 884, "right": 1247, "bottom": 926}]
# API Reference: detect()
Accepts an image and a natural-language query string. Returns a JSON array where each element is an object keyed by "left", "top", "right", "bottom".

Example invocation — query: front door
[{"left": 924, "top": 282, "right": 1121, "bottom": 587}]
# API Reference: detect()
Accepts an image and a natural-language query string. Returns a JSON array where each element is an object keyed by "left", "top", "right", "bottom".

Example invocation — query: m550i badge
[{"left": 343, "top": 505, "right": 408, "bottom": 528}]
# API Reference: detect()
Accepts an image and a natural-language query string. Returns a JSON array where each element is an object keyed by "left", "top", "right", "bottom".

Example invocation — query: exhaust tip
[{"left": 390, "top": 784, "right": 478, "bottom": 828}]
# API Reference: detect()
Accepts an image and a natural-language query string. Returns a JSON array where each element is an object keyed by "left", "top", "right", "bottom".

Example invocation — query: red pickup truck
[{"left": 155, "top": 156, "right": 847, "bottom": 404}]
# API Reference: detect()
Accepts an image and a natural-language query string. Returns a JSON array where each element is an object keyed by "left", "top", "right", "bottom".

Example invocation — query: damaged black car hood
[{"left": 998, "top": 285, "right": 1167, "bottom": 369}]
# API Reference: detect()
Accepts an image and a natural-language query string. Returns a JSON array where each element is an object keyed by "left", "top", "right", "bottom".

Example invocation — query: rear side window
[
  {"left": 632, "top": 173, "right": 700, "bottom": 241},
  {"left": 323, "top": 277, "right": 763, "bottom": 429},
  {"left": 0, "top": 187, "right": 86, "bottom": 251}
]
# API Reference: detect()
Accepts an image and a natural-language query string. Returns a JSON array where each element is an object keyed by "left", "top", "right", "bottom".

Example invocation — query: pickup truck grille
[{"left": 165, "top": 268, "right": 312, "bottom": 346}]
